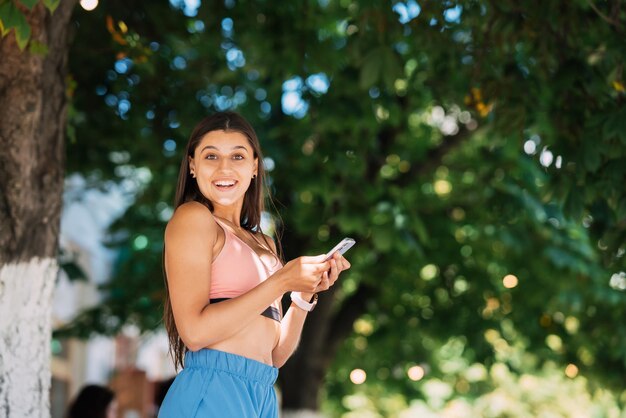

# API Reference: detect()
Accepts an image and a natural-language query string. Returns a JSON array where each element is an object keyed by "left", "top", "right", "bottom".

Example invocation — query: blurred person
[
  {"left": 153, "top": 376, "right": 174, "bottom": 416},
  {"left": 159, "top": 111, "right": 350, "bottom": 417},
  {"left": 67, "top": 384, "right": 117, "bottom": 418}
]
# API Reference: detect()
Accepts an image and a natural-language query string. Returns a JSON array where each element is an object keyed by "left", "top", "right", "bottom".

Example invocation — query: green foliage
[
  {"left": 60, "top": 0, "right": 626, "bottom": 411},
  {"left": 19, "top": 0, "right": 39, "bottom": 9},
  {"left": 0, "top": 1, "right": 30, "bottom": 49},
  {"left": 0, "top": 0, "right": 61, "bottom": 49},
  {"left": 328, "top": 361, "right": 626, "bottom": 417},
  {"left": 27, "top": 38, "right": 47, "bottom": 54},
  {"left": 42, "top": 0, "right": 59, "bottom": 12}
]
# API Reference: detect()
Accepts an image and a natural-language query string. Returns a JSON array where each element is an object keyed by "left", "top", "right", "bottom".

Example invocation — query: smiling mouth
[{"left": 213, "top": 180, "right": 237, "bottom": 190}]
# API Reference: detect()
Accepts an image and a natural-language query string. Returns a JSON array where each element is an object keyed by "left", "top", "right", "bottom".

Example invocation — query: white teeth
[{"left": 215, "top": 181, "right": 235, "bottom": 187}]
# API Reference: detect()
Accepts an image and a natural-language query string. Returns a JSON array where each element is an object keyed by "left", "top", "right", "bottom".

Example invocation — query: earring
[
  {"left": 191, "top": 172, "right": 196, "bottom": 178},
  {"left": 252, "top": 174, "right": 256, "bottom": 179}
]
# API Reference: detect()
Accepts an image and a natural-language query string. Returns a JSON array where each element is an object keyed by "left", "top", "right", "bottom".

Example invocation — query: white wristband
[{"left": 290, "top": 292, "right": 318, "bottom": 312}]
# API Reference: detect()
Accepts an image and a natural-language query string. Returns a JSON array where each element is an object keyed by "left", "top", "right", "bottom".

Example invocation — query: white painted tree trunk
[
  {"left": 0, "top": 259, "right": 57, "bottom": 418},
  {"left": 282, "top": 410, "right": 328, "bottom": 418}
]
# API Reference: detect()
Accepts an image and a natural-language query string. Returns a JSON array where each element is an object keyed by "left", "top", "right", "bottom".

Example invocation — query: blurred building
[{"left": 51, "top": 175, "right": 175, "bottom": 418}]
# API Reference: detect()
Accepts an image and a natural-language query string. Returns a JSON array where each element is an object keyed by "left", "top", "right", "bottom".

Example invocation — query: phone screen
[{"left": 324, "top": 238, "right": 355, "bottom": 261}]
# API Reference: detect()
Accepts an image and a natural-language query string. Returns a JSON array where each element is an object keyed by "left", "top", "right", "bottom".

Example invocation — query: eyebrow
[{"left": 201, "top": 145, "right": 249, "bottom": 153}]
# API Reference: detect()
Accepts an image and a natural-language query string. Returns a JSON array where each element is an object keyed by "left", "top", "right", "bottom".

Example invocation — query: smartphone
[{"left": 324, "top": 237, "right": 356, "bottom": 261}]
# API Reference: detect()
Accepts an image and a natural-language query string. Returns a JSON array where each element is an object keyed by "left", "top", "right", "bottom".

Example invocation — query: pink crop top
[{"left": 210, "top": 218, "right": 283, "bottom": 321}]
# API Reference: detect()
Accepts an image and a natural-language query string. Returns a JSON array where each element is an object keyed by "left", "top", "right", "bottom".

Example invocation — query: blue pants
[{"left": 158, "top": 349, "right": 279, "bottom": 418}]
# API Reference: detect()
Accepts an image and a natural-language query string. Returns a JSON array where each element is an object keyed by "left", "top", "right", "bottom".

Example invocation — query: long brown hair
[{"left": 163, "top": 111, "right": 280, "bottom": 370}]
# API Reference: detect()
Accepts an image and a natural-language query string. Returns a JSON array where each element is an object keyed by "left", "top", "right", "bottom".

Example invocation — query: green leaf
[
  {"left": 42, "top": 0, "right": 60, "bottom": 12},
  {"left": 28, "top": 38, "right": 48, "bottom": 55},
  {"left": 601, "top": 108, "right": 626, "bottom": 144},
  {"left": 564, "top": 187, "right": 584, "bottom": 220},
  {"left": 14, "top": 17, "right": 29, "bottom": 49},
  {"left": 360, "top": 47, "right": 384, "bottom": 90},
  {"left": 381, "top": 48, "right": 401, "bottom": 90},
  {"left": 0, "top": 2, "right": 15, "bottom": 37},
  {"left": 410, "top": 214, "right": 429, "bottom": 244},
  {"left": 19, "top": 0, "right": 39, "bottom": 10},
  {"left": 581, "top": 141, "right": 601, "bottom": 172},
  {"left": 0, "top": 1, "right": 30, "bottom": 49}
]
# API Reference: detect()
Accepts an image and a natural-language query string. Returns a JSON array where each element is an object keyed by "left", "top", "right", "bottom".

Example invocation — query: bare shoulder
[{"left": 165, "top": 201, "right": 217, "bottom": 244}]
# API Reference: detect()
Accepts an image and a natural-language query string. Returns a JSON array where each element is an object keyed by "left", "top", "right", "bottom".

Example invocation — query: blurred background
[{"left": 42, "top": 0, "right": 626, "bottom": 416}]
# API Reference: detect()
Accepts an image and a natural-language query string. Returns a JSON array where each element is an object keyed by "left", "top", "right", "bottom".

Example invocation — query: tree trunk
[
  {"left": 0, "top": 1, "right": 76, "bottom": 416},
  {"left": 279, "top": 291, "right": 336, "bottom": 416},
  {"left": 279, "top": 281, "right": 373, "bottom": 415},
  {"left": 0, "top": 260, "right": 57, "bottom": 416}
]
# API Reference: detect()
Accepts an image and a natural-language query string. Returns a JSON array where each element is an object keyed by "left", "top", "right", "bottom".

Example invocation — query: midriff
[{"left": 205, "top": 314, "right": 280, "bottom": 365}]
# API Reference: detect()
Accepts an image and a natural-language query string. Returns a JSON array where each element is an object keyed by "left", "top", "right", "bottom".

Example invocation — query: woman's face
[{"left": 189, "top": 130, "right": 258, "bottom": 209}]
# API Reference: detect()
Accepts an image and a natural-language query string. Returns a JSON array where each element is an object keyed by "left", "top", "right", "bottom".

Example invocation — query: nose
[{"left": 217, "top": 157, "right": 234, "bottom": 171}]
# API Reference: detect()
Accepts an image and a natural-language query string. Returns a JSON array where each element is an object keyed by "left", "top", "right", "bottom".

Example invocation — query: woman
[{"left": 158, "top": 111, "right": 350, "bottom": 417}]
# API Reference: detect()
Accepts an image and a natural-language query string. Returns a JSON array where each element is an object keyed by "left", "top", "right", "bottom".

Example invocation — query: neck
[
  {"left": 214, "top": 214, "right": 240, "bottom": 228},
  {"left": 212, "top": 203, "right": 243, "bottom": 226}
]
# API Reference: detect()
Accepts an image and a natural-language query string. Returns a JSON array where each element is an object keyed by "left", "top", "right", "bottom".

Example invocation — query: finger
[
  {"left": 334, "top": 257, "right": 345, "bottom": 272},
  {"left": 329, "top": 259, "right": 339, "bottom": 281},
  {"left": 332, "top": 260, "right": 344, "bottom": 274},
  {"left": 328, "top": 273, "right": 337, "bottom": 286},
  {"left": 341, "top": 257, "right": 351, "bottom": 270},
  {"left": 332, "top": 252, "right": 344, "bottom": 267},
  {"left": 311, "top": 261, "right": 332, "bottom": 274},
  {"left": 301, "top": 254, "right": 331, "bottom": 263},
  {"left": 317, "top": 272, "right": 330, "bottom": 291}
]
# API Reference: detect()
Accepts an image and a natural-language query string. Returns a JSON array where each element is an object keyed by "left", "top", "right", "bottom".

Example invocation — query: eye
[
  {"left": 205, "top": 153, "right": 218, "bottom": 160},
  {"left": 232, "top": 154, "right": 244, "bottom": 160}
]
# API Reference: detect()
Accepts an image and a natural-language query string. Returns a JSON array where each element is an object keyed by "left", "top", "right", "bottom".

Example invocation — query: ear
[
  {"left": 188, "top": 156, "right": 196, "bottom": 173},
  {"left": 253, "top": 157, "right": 258, "bottom": 177}
]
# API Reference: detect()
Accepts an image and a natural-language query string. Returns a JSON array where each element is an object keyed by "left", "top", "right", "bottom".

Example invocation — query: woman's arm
[
  {"left": 165, "top": 203, "right": 331, "bottom": 351},
  {"left": 271, "top": 301, "right": 309, "bottom": 368},
  {"left": 272, "top": 253, "right": 351, "bottom": 367}
]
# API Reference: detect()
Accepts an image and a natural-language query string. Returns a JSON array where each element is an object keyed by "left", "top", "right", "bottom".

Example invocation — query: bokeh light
[
  {"left": 133, "top": 235, "right": 148, "bottom": 250},
  {"left": 539, "top": 147, "right": 554, "bottom": 167},
  {"left": 503, "top": 274, "right": 518, "bottom": 288},
  {"left": 353, "top": 319, "right": 374, "bottom": 336},
  {"left": 80, "top": 0, "right": 98, "bottom": 11},
  {"left": 434, "top": 179, "right": 452, "bottom": 196},
  {"left": 420, "top": 264, "right": 438, "bottom": 281},
  {"left": 350, "top": 369, "right": 367, "bottom": 385},
  {"left": 565, "top": 363, "right": 579, "bottom": 378},
  {"left": 546, "top": 334, "right": 563, "bottom": 352},
  {"left": 407, "top": 365, "right": 425, "bottom": 381}
]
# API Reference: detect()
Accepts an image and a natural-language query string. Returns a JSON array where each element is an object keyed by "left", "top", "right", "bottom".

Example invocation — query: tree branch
[
  {"left": 587, "top": 0, "right": 622, "bottom": 31},
  {"left": 397, "top": 125, "right": 473, "bottom": 187}
]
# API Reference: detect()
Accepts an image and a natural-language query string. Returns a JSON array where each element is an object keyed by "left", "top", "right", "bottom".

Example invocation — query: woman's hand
[
  {"left": 277, "top": 254, "right": 331, "bottom": 294},
  {"left": 312, "top": 251, "right": 351, "bottom": 293}
]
